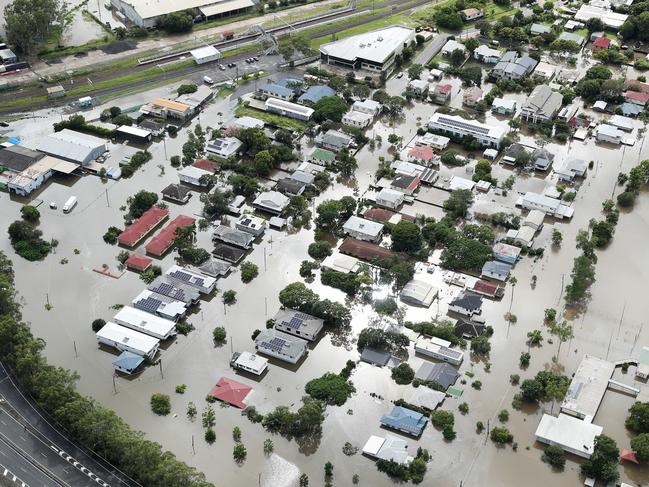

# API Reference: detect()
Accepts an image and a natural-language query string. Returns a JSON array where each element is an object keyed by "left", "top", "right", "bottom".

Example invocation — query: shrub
[
  {"left": 458, "top": 402, "right": 469, "bottom": 414},
  {"left": 140, "top": 265, "right": 161, "bottom": 284},
  {"left": 212, "top": 326, "right": 227, "bottom": 344},
  {"left": 175, "top": 321, "right": 193, "bottom": 335},
  {"left": 391, "top": 363, "right": 415, "bottom": 385},
  {"left": 91, "top": 318, "right": 106, "bottom": 332},
  {"left": 542, "top": 444, "right": 566, "bottom": 469},
  {"left": 20, "top": 205, "right": 40, "bottom": 222},
  {"left": 490, "top": 427, "right": 513, "bottom": 444},
  {"left": 222, "top": 290, "right": 237, "bottom": 304},
  {"left": 617, "top": 191, "right": 636, "bottom": 207},
  {"left": 471, "top": 380, "right": 482, "bottom": 390},
  {"left": 205, "top": 428, "right": 216, "bottom": 444},
  {"left": 442, "top": 425, "right": 456, "bottom": 441},
  {"left": 177, "top": 84, "right": 198, "bottom": 95},
  {"left": 431, "top": 410, "right": 454, "bottom": 429},
  {"left": 150, "top": 393, "right": 171, "bottom": 415},
  {"left": 240, "top": 262, "right": 259, "bottom": 283},
  {"left": 498, "top": 409, "right": 509, "bottom": 423},
  {"left": 308, "top": 241, "right": 333, "bottom": 260},
  {"left": 175, "top": 384, "right": 186, "bottom": 394}
]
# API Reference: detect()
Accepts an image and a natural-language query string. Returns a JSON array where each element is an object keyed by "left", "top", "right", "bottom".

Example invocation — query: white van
[
  {"left": 63, "top": 196, "right": 78, "bottom": 213},
  {"left": 203, "top": 76, "right": 214, "bottom": 85}
]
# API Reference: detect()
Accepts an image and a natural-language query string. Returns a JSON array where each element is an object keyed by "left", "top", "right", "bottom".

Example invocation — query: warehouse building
[
  {"left": 265, "top": 98, "right": 314, "bottom": 121},
  {"left": 319, "top": 26, "right": 416, "bottom": 73},
  {"left": 428, "top": 113, "right": 506, "bottom": 148},
  {"left": 37, "top": 129, "right": 107, "bottom": 166},
  {"left": 110, "top": 0, "right": 259, "bottom": 28},
  {"left": 190, "top": 45, "right": 221, "bottom": 64},
  {"left": 6, "top": 156, "right": 78, "bottom": 196}
]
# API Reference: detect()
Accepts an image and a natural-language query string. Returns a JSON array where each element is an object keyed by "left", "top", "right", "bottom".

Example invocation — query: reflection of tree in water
[{"left": 295, "top": 428, "right": 322, "bottom": 456}]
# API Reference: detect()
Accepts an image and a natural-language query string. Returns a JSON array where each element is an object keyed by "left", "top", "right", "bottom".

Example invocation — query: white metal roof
[
  {"left": 535, "top": 413, "right": 602, "bottom": 458},
  {"left": 39, "top": 129, "right": 106, "bottom": 163},
  {"left": 96, "top": 322, "right": 159, "bottom": 355},
  {"left": 190, "top": 45, "right": 220, "bottom": 60},
  {"left": 117, "top": 125, "right": 151, "bottom": 138},
  {"left": 560, "top": 355, "right": 615, "bottom": 421},
  {"left": 199, "top": 0, "right": 254, "bottom": 16},
  {"left": 235, "top": 351, "right": 268, "bottom": 374},
  {"left": 342, "top": 215, "right": 383, "bottom": 238},
  {"left": 113, "top": 306, "right": 177, "bottom": 339},
  {"left": 319, "top": 26, "right": 415, "bottom": 64},
  {"left": 265, "top": 97, "right": 314, "bottom": 117}
]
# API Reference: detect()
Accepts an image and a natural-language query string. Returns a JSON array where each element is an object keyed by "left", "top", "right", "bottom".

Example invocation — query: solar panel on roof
[
  {"left": 240, "top": 217, "right": 252, "bottom": 225},
  {"left": 288, "top": 317, "right": 304, "bottom": 329},
  {"left": 137, "top": 296, "right": 162, "bottom": 314},
  {"left": 170, "top": 270, "right": 191, "bottom": 282}
]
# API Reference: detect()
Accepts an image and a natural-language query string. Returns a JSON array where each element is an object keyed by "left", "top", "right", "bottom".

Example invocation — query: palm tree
[{"left": 549, "top": 320, "right": 574, "bottom": 363}]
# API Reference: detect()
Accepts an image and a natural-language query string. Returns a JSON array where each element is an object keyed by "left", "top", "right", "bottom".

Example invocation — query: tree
[
  {"left": 565, "top": 256, "right": 596, "bottom": 304},
  {"left": 551, "top": 229, "right": 563, "bottom": 247},
  {"left": 204, "top": 428, "right": 216, "bottom": 444},
  {"left": 299, "top": 474, "right": 309, "bottom": 487},
  {"left": 472, "top": 159, "right": 494, "bottom": 184},
  {"left": 631, "top": 433, "right": 649, "bottom": 463},
  {"left": 313, "top": 96, "right": 348, "bottom": 123},
  {"left": 390, "top": 220, "right": 422, "bottom": 253},
  {"left": 177, "top": 84, "right": 198, "bottom": 95},
  {"left": 617, "top": 191, "right": 636, "bottom": 207},
  {"left": 128, "top": 190, "right": 158, "bottom": 218},
  {"left": 443, "top": 189, "right": 473, "bottom": 219},
  {"left": 20, "top": 205, "right": 40, "bottom": 222},
  {"left": 228, "top": 175, "right": 259, "bottom": 197},
  {"left": 470, "top": 335, "right": 491, "bottom": 355},
  {"left": 240, "top": 262, "right": 259, "bottom": 283},
  {"left": 490, "top": 427, "right": 513, "bottom": 444},
  {"left": 464, "top": 38, "right": 480, "bottom": 52},
  {"left": 586, "top": 17, "right": 605, "bottom": 32},
  {"left": 4, "top": 0, "right": 67, "bottom": 53},
  {"left": 542, "top": 445, "right": 566, "bottom": 469},
  {"left": 233, "top": 443, "right": 247, "bottom": 462},
  {"left": 548, "top": 321, "right": 573, "bottom": 360},
  {"left": 441, "top": 237, "right": 491, "bottom": 271},
  {"left": 408, "top": 64, "right": 424, "bottom": 80},
  {"left": 202, "top": 404, "right": 216, "bottom": 428},
  {"left": 263, "top": 438, "right": 274, "bottom": 454},
  {"left": 212, "top": 326, "right": 227, "bottom": 344},
  {"left": 357, "top": 328, "right": 409, "bottom": 352},
  {"left": 305, "top": 373, "right": 355, "bottom": 406},
  {"left": 581, "top": 435, "right": 619, "bottom": 483},
  {"left": 520, "top": 379, "right": 544, "bottom": 402},
  {"left": 527, "top": 329, "right": 543, "bottom": 346},
  {"left": 150, "top": 393, "right": 171, "bottom": 415},
  {"left": 449, "top": 48, "right": 466, "bottom": 67},
  {"left": 186, "top": 402, "right": 197, "bottom": 421},
  {"left": 308, "top": 241, "right": 333, "bottom": 260},
  {"left": 159, "top": 10, "right": 193, "bottom": 33},
  {"left": 431, "top": 410, "right": 454, "bottom": 429},
  {"left": 391, "top": 363, "right": 415, "bottom": 385},
  {"left": 626, "top": 402, "right": 649, "bottom": 433}
]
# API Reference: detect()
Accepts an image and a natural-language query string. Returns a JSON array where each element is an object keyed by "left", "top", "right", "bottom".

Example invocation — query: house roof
[
  {"left": 197, "top": 258, "right": 231, "bottom": 277},
  {"left": 343, "top": 215, "right": 384, "bottom": 238},
  {"left": 360, "top": 347, "right": 391, "bottom": 366},
  {"left": 260, "top": 83, "right": 295, "bottom": 98},
  {"left": 435, "top": 83, "right": 453, "bottom": 94},
  {"left": 125, "top": 254, "right": 152, "bottom": 271},
  {"left": 415, "top": 362, "right": 459, "bottom": 389},
  {"left": 492, "top": 97, "right": 517, "bottom": 110},
  {"left": 208, "top": 377, "right": 252, "bottom": 409},
  {"left": 593, "top": 36, "right": 610, "bottom": 48},
  {"left": 522, "top": 85, "right": 563, "bottom": 118},
  {"left": 112, "top": 351, "right": 144, "bottom": 372},
  {"left": 408, "top": 145, "right": 434, "bottom": 160},
  {"left": 316, "top": 129, "right": 353, "bottom": 149},
  {"left": 620, "top": 102, "right": 643, "bottom": 117},
  {"left": 192, "top": 158, "right": 219, "bottom": 173},
  {"left": 463, "top": 86, "right": 483, "bottom": 102},
  {"left": 400, "top": 279, "right": 438, "bottom": 307},
  {"left": 148, "top": 276, "right": 200, "bottom": 304},
  {"left": 212, "top": 243, "right": 246, "bottom": 263},
  {"left": 449, "top": 291, "right": 483, "bottom": 310},
  {"left": 273, "top": 308, "right": 324, "bottom": 336},
  {"left": 297, "top": 85, "right": 335, "bottom": 104},
  {"left": 145, "top": 215, "right": 195, "bottom": 256},
  {"left": 391, "top": 174, "right": 420, "bottom": 191},
  {"left": 493, "top": 242, "right": 521, "bottom": 259},
  {"left": 253, "top": 191, "right": 290, "bottom": 211},
  {"left": 339, "top": 237, "right": 396, "bottom": 262},
  {"left": 363, "top": 208, "right": 397, "bottom": 222},
  {"left": 276, "top": 177, "right": 307, "bottom": 194},
  {"left": 117, "top": 207, "right": 169, "bottom": 247},
  {"left": 161, "top": 183, "right": 192, "bottom": 201},
  {"left": 255, "top": 329, "right": 308, "bottom": 360},
  {"left": 213, "top": 225, "right": 255, "bottom": 248},
  {"left": 454, "top": 319, "right": 487, "bottom": 339},
  {"left": 380, "top": 406, "right": 428, "bottom": 436},
  {"left": 624, "top": 91, "right": 649, "bottom": 104},
  {"left": 310, "top": 147, "right": 336, "bottom": 162},
  {"left": 377, "top": 187, "right": 405, "bottom": 204},
  {"left": 482, "top": 260, "right": 512, "bottom": 276},
  {"left": 472, "top": 279, "right": 499, "bottom": 296}
]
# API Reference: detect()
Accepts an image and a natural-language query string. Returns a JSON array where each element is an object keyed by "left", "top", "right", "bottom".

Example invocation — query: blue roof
[
  {"left": 275, "top": 78, "right": 303, "bottom": 88},
  {"left": 112, "top": 351, "right": 144, "bottom": 372},
  {"left": 298, "top": 85, "right": 335, "bottom": 104},
  {"left": 621, "top": 102, "right": 642, "bottom": 116},
  {"left": 261, "top": 83, "right": 296, "bottom": 98},
  {"left": 380, "top": 406, "right": 428, "bottom": 435},
  {"left": 482, "top": 260, "right": 512, "bottom": 275}
]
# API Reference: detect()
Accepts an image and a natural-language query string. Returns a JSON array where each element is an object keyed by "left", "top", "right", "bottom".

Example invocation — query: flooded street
[{"left": 2, "top": 66, "right": 649, "bottom": 487}]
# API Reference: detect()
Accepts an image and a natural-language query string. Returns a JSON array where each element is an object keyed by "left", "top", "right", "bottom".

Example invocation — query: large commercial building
[
  {"left": 428, "top": 113, "right": 506, "bottom": 148},
  {"left": 319, "top": 26, "right": 415, "bottom": 73},
  {"left": 574, "top": 4, "right": 628, "bottom": 30},
  {"left": 37, "top": 129, "right": 107, "bottom": 166},
  {"left": 110, "top": 0, "right": 259, "bottom": 28}
]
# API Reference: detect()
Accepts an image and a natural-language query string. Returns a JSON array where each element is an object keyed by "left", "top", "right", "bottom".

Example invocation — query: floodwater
[{"left": 2, "top": 65, "right": 649, "bottom": 487}]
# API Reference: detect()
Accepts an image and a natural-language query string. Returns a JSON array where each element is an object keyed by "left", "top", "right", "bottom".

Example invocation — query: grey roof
[
  {"left": 315, "top": 129, "right": 353, "bottom": 150},
  {"left": 297, "top": 85, "right": 335, "bottom": 104},
  {"left": 450, "top": 291, "right": 483, "bottom": 311},
  {"left": 391, "top": 174, "right": 418, "bottom": 190},
  {"left": 0, "top": 145, "right": 43, "bottom": 172},
  {"left": 531, "top": 23, "right": 552, "bottom": 34},
  {"left": 273, "top": 308, "right": 324, "bottom": 336},
  {"left": 522, "top": 85, "right": 563, "bottom": 119},
  {"left": 276, "top": 177, "right": 307, "bottom": 195},
  {"left": 559, "top": 31, "right": 584, "bottom": 44},
  {"left": 380, "top": 406, "right": 428, "bottom": 436},
  {"left": 415, "top": 362, "right": 459, "bottom": 390},
  {"left": 112, "top": 351, "right": 144, "bottom": 372},
  {"left": 253, "top": 190, "right": 290, "bottom": 212},
  {"left": 360, "top": 347, "right": 391, "bottom": 366},
  {"left": 161, "top": 183, "right": 191, "bottom": 201},
  {"left": 493, "top": 52, "right": 538, "bottom": 79},
  {"left": 290, "top": 170, "right": 315, "bottom": 185},
  {"left": 147, "top": 276, "right": 200, "bottom": 304},
  {"left": 504, "top": 143, "right": 525, "bottom": 159},
  {"left": 197, "top": 258, "right": 231, "bottom": 277},
  {"left": 255, "top": 329, "right": 307, "bottom": 360},
  {"left": 532, "top": 148, "right": 555, "bottom": 170},
  {"left": 38, "top": 129, "right": 106, "bottom": 163},
  {"left": 454, "top": 319, "right": 487, "bottom": 339},
  {"left": 212, "top": 243, "right": 246, "bottom": 263},
  {"left": 260, "top": 83, "right": 295, "bottom": 98},
  {"left": 621, "top": 102, "right": 643, "bottom": 117},
  {"left": 213, "top": 225, "right": 255, "bottom": 248},
  {"left": 482, "top": 260, "right": 512, "bottom": 276}
]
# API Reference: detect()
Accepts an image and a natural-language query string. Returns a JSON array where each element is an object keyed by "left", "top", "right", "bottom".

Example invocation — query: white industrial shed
[
  {"left": 190, "top": 45, "right": 221, "bottom": 64},
  {"left": 400, "top": 279, "right": 438, "bottom": 307},
  {"left": 38, "top": 129, "right": 107, "bottom": 166},
  {"left": 96, "top": 322, "right": 159, "bottom": 358}
]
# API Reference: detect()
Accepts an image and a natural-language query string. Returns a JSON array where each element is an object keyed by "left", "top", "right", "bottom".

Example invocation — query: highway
[
  {"left": 0, "top": 363, "right": 140, "bottom": 487},
  {"left": 0, "top": 442, "right": 53, "bottom": 487}
]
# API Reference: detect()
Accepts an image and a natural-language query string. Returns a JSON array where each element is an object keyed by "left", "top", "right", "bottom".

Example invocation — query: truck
[{"left": 63, "top": 196, "right": 77, "bottom": 213}]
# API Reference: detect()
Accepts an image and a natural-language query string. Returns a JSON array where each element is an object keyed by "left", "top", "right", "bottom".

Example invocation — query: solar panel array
[
  {"left": 151, "top": 281, "right": 186, "bottom": 302},
  {"left": 287, "top": 316, "right": 304, "bottom": 330},
  {"left": 439, "top": 346, "right": 463, "bottom": 360},
  {"left": 264, "top": 336, "right": 288, "bottom": 353},
  {"left": 240, "top": 217, "right": 252, "bottom": 226},
  {"left": 135, "top": 296, "right": 162, "bottom": 314},
  {"left": 169, "top": 269, "right": 205, "bottom": 288}
]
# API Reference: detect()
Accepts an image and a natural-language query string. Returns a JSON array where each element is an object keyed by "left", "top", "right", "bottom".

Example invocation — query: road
[
  {"left": 414, "top": 33, "right": 450, "bottom": 66},
  {"left": 0, "top": 363, "right": 140, "bottom": 487},
  {"left": 0, "top": 443, "right": 53, "bottom": 487}
]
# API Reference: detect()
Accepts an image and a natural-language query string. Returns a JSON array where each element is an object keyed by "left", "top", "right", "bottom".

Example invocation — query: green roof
[
  {"left": 312, "top": 147, "right": 335, "bottom": 161},
  {"left": 446, "top": 386, "right": 464, "bottom": 397},
  {"left": 640, "top": 346, "right": 649, "bottom": 365}
]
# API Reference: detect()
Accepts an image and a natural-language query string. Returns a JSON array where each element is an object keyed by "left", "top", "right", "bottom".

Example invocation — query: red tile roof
[
  {"left": 339, "top": 238, "right": 397, "bottom": 262},
  {"left": 472, "top": 279, "right": 499, "bottom": 296},
  {"left": 408, "top": 145, "right": 434, "bottom": 160},
  {"left": 363, "top": 208, "right": 397, "bottom": 222},
  {"left": 208, "top": 377, "right": 252, "bottom": 409},
  {"left": 592, "top": 37, "right": 610, "bottom": 49},
  {"left": 145, "top": 215, "right": 195, "bottom": 256},
  {"left": 125, "top": 254, "right": 153, "bottom": 272},
  {"left": 436, "top": 84, "right": 453, "bottom": 94},
  {"left": 624, "top": 90, "right": 649, "bottom": 104},
  {"left": 192, "top": 159, "right": 219, "bottom": 173},
  {"left": 117, "top": 207, "right": 169, "bottom": 247}
]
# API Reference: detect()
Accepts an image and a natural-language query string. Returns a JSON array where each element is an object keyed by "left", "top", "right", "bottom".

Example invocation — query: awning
[
  {"left": 50, "top": 159, "right": 78, "bottom": 174},
  {"left": 199, "top": 0, "right": 255, "bottom": 17}
]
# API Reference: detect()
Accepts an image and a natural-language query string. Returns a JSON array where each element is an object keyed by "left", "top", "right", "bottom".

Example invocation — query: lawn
[
  {"left": 235, "top": 103, "right": 307, "bottom": 131},
  {"left": 574, "top": 28, "right": 589, "bottom": 38}
]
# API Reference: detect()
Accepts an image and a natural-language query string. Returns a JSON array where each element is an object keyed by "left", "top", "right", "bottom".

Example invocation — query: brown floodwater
[{"left": 2, "top": 69, "right": 649, "bottom": 487}]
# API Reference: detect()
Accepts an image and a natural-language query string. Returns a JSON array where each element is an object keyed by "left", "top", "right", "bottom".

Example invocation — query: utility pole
[
  {"left": 112, "top": 374, "right": 117, "bottom": 394},
  {"left": 158, "top": 359, "right": 164, "bottom": 379},
  {"left": 105, "top": 188, "right": 110, "bottom": 207},
  {"left": 163, "top": 137, "right": 168, "bottom": 161},
  {"left": 73, "top": 341, "right": 78, "bottom": 358},
  {"left": 263, "top": 246, "right": 267, "bottom": 271},
  {"left": 192, "top": 435, "right": 195, "bottom": 454}
]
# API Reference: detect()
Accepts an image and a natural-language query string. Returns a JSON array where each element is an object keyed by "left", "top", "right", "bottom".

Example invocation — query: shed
[{"left": 190, "top": 45, "right": 221, "bottom": 64}]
